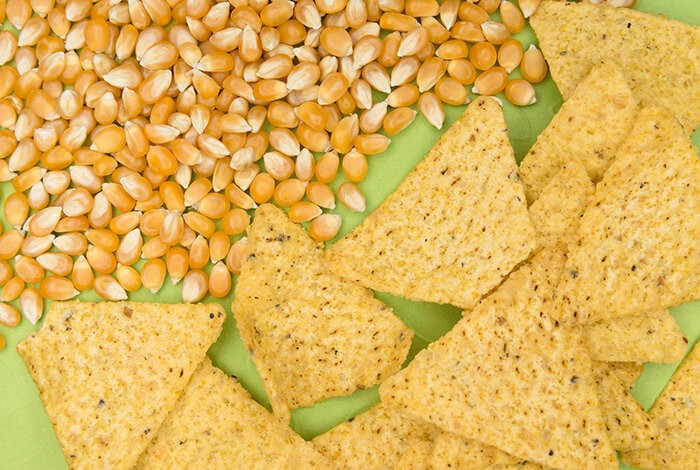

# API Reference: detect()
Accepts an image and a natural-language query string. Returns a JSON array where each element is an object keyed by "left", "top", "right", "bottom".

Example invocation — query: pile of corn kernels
[{"left": 0, "top": 0, "right": 558, "bottom": 346}]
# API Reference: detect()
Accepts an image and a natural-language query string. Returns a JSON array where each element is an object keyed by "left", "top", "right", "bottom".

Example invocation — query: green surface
[{"left": 0, "top": 1, "right": 698, "bottom": 469}]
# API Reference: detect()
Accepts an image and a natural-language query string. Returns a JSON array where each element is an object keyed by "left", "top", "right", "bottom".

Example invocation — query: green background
[{"left": 0, "top": 1, "right": 698, "bottom": 468}]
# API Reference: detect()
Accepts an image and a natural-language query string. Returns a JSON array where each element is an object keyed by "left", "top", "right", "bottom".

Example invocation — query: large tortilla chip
[
  {"left": 553, "top": 107, "right": 700, "bottom": 325},
  {"left": 135, "top": 358, "right": 331, "bottom": 469},
  {"left": 311, "top": 403, "right": 438, "bottom": 469},
  {"left": 531, "top": 1, "right": 700, "bottom": 132},
  {"left": 380, "top": 250, "right": 617, "bottom": 470},
  {"left": 16, "top": 301, "right": 225, "bottom": 469},
  {"left": 395, "top": 441, "right": 435, "bottom": 470},
  {"left": 233, "top": 204, "right": 412, "bottom": 421},
  {"left": 528, "top": 161, "right": 594, "bottom": 250},
  {"left": 520, "top": 63, "right": 638, "bottom": 203},
  {"left": 584, "top": 311, "right": 687, "bottom": 363},
  {"left": 621, "top": 342, "right": 700, "bottom": 469},
  {"left": 327, "top": 97, "right": 536, "bottom": 310},
  {"left": 592, "top": 362, "right": 658, "bottom": 451},
  {"left": 429, "top": 432, "right": 525, "bottom": 469}
]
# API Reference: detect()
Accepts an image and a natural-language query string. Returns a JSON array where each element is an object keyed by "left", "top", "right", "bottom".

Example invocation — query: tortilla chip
[
  {"left": 327, "top": 97, "right": 536, "bottom": 310},
  {"left": 429, "top": 432, "right": 523, "bottom": 469},
  {"left": 621, "top": 342, "right": 700, "bottom": 469},
  {"left": 16, "top": 301, "right": 225, "bottom": 469},
  {"left": 395, "top": 441, "right": 435, "bottom": 470},
  {"left": 135, "top": 358, "right": 331, "bottom": 468},
  {"left": 553, "top": 107, "right": 700, "bottom": 325},
  {"left": 519, "top": 63, "right": 639, "bottom": 203},
  {"left": 380, "top": 250, "right": 617, "bottom": 469},
  {"left": 531, "top": 1, "right": 700, "bottom": 132},
  {"left": 592, "top": 361, "right": 658, "bottom": 451},
  {"left": 528, "top": 161, "right": 594, "bottom": 250},
  {"left": 311, "top": 403, "right": 438, "bottom": 469},
  {"left": 233, "top": 204, "right": 412, "bottom": 421},
  {"left": 608, "top": 362, "right": 644, "bottom": 390},
  {"left": 584, "top": 310, "right": 687, "bottom": 363}
]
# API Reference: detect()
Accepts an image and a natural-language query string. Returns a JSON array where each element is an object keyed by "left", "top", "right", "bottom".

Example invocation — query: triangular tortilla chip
[
  {"left": 16, "top": 301, "right": 225, "bottom": 469},
  {"left": 429, "top": 432, "right": 526, "bottom": 469},
  {"left": 528, "top": 161, "right": 594, "bottom": 250},
  {"left": 592, "top": 361, "right": 658, "bottom": 451},
  {"left": 311, "top": 403, "right": 438, "bottom": 469},
  {"left": 135, "top": 358, "right": 331, "bottom": 468},
  {"left": 531, "top": 1, "right": 700, "bottom": 132},
  {"left": 380, "top": 250, "right": 618, "bottom": 469},
  {"left": 621, "top": 342, "right": 700, "bottom": 469},
  {"left": 584, "top": 311, "right": 687, "bottom": 363},
  {"left": 233, "top": 204, "right": 413, "bottom": 421},
  {"left": 327, "top": 97, "right": 536, "bottom": 310},
  {"left": 520, "top": 63, "right": 639, "bottom": 202},
  {"left": 608, "top": 362, "right": 644, "bottom": 390},
  {"left": 553, "top": 107, "right": 700, "bottom": 325}
]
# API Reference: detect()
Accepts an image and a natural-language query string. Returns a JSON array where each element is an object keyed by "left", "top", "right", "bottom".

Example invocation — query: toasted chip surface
[
  {"left": 395, "top": 440, "right": 435, "bottom": 470},
  {"left": 233, "top": 204, "right": 412, "bottom": 421},
  {"left": 608, "top": 362, "right": 644, "bottom": 390},
  {"left": 584, "top": 310, "right": 687, "bottom": 363},
  {"left": 327, "top": 97, "right": 536, "bottom": 310},
  {"left": 621, "top": 342, "right": 700, "bottom": 469},
  {"left": 531, "top": 1, "right": 700, "bottom": 132},
  {"left": 16, "top": 301, "right": 225, "bottom": 470},
  {"left": 380, "top": 250, "right": 617, "bottom": 469},
  {"left": 520, "top": 63, "right": 638, "bottom": 202},
  {"left": 429, "top": 432, "right": 523, "bottom": 469},
  {"left": 135, "top": 358, "right": 331, "bottom": 469},
  {"left": 592, "top": 361, "right": 658, "bottom": 451},
  {"left": 528, "top": 161, "right": 594, "bottom": 249},
  {"left": 553, "top": 107, "right": 700, "bottom": 325},
  {"left": 312, "top": 403, "right": 438, "bottom": 470}
]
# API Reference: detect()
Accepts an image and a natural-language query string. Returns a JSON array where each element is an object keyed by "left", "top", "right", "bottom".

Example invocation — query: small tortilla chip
[
  {"left": 380, "top": 250, "right": 617, "bottom": 470},
  {"left": 135, "top": 358, "right": 331, "bottom": 468},
  {"left": 592, "top": 361, "right": 658, "bottom": 451},
  {"left": 16, "top": 301, "right": 225, "bottom": 469},
  {"left": 429, "top": 432, "right": 523, "bottom": 469},
  {"left": 520, "top": 63, "right": 638, "bottom": 202},
  {"left": 584, "top": 310, "right": 687, "bottom": 363},
  {"left": 311, "top": 403, "right": 438, "bottom": 469},
  {"left": 233, "top": 204, "right": 413, "bottom": 421},
  {"left": 608, "top": 362, "right": 644, "bottom": 390},
  {"left": 327, "top": 97, "right": 536, "bottom": 310},
  {"left": 621, "top": 342, "right": 700, "bottom": 469},
  {"left": 553, "top": 107, "right": 700, "bottom": 325},
  {"left": 528, "top": 161, "right": 594, "bottom": 250},
  {"left": 531, "top": 1, "right": 700, "bottom": 132}
]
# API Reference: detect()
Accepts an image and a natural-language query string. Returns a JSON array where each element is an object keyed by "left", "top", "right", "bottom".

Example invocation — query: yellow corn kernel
[
  {"left": 39, "top": 275, "right": 79, "bottom": 300},
  {"left": 0, "top": 301, "right": 21, "bottom": 328},
  {"left": 353, "top": 133, "right": 391, "bottom": 155},
  {"left": 306, "top": 182, "right": 335, "bottom": 209},
  {"left": 472, "top": 67, "right": 508, "bottom": 96},
  {"left": 141, "top": 258, "right": 167, "bottom": 293},
  {"left": 183, "top": 212, "right": 216, "bottom": 238},
  {"left": 188, "top": 235, "right": 209, "bottom": 270},
  {"left": 383, "top": 107, "right": 418, "bottom": 136},
  {"left": 505, "top": 78, "right": 537, "bottom": 106},
  {"left": 273, "top": 179, "right": 306, "bottom": 206},
  {"left": 342, "top": 150, "right": 368, "bottom": 182},
  {"left": 141, "top": 235, "right": 170, "bottom": 259},
  {"left": 309, "top": 213, "right": 341, "bottom": 242},
  {"left": 521, "top": 44, "right": 548, "bottom": 84},
  {"left": 165, "top": 246, "right": 189, "bottom": 284}
]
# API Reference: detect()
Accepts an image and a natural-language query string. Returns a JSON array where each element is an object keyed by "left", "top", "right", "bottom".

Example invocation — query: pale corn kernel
[
  {"left": 22, "top": 234, "right": 56, "bottom": 258},
  {"left": 451, "top": 21, "right": 485, "bottom": 43},
  {"left": 338, "top": 182, "right": 366, "bottom": 212},
  {"left": 36, "top": 252, "right": 73, "bottom": 277},
  {"left": 27, "top": 181, "right": 49, "bottom": 210},
  {"left": 359, "top": 102, "right": 388, "bottom": 134},
  {"left": 398, "top": 26, "right": 429, "bottom": 58},
  {"left": 39, "top": 275, "right": 79, "bottom": 300},
  {"left": 309, "top": 213, "right": 341, "bottom": 242},
  {"left": 15, "top": 255, "right": 45, "bottom": 284},
  {"left": 342, "top": 150, "right": 368, "bottom": 182},
  {"left": 182, "top": 269, "right": 208, "bottom": 303},
  {"left": 273, "top": 178, "right": 306, "bottom": 206},
  {"left": 352, "top": 35, "right": 381, "bottom": 70},
  {"left": 383, "top": 107, "right": 417, "bottom": 135},
  {"left": 209, "top": 262, "right": 232, "bottom": 298},
  {"left": 2, "top": 276, "right": 25, "bottom": 302},
  {"left": 116, "top": 228, "right": 143, "bottom": 265},
  {"left": 418, "top": 92, "right": 445, "bottom": 130},
  {"left": 94, "top": 274, "right": 128, "bottom": 300},
  {"left": 28, "top": 206, "right": 62, "bottom": 237},
  {"left": 472, "top": 67, "right": 509, "bottom": 95},
  {"left": 521, "top": 45, "right": 548, "bottom": 84},
  {"left": 165, "top": 247, "right": 189, "bottom": 284},
  {"left": 306, "top": 182, "right": 336, "bottom": 209},
  {"left": 19, "top": 288, "right": 43, "bottom": 324},
  {"left": 53, "top": 232, "right": 87, "bottom": 256},
  {"left": 505, "top": 79, "right": 537, "bottom": 106},
  {"left": 519, "top": 0, "right": 540, "bottom": 18},
  {"left": 362, "top": 61, "right": 391, "bottom": 93},
  {"left": 0, "top": 302, "right": 21, "bottom": 328},
  {"left": 481, "top": 21, "right": 510, "bottom": 45},
  {"left": 62, "top": 187, "right": 95, "bottom": 217},
  {"left": 390, "top": 57, "right": 420, "bottom": 87},
  {"left": 223, "top": 237, "right": 246, "bottom": 274}
]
